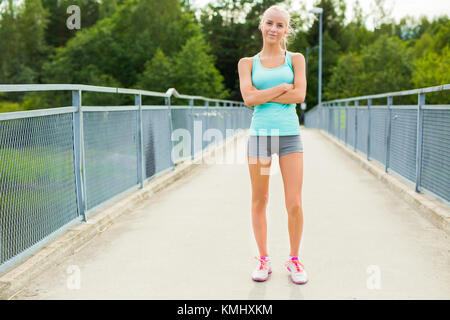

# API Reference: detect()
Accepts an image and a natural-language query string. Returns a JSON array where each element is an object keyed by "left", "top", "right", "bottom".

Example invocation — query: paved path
[{"left": 11, "top": 127, "right": 450, "bottom": 299}]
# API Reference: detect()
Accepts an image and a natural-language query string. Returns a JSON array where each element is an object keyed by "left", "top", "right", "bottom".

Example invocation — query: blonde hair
[{"left": 258, "top": 5, "right": 295, "bottom": 50}]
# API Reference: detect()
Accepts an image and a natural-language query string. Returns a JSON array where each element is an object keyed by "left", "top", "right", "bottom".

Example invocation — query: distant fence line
[
  {"left": 0, "top": 84, "right": 251, "bottom": 273},
  {"left": 305, "top": 84, "right": 450, "bottom": 205}
]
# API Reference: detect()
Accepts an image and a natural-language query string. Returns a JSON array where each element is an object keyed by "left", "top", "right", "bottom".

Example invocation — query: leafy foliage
[{"left": 0, "top": 0, "right": 449, "bottom": 113}]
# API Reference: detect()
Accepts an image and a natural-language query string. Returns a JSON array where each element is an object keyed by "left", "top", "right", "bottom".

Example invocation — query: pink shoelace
[
  {"left": 254, "top": 256, "right": 269, "bottom": 271},
  {"left": 285, "top": 259, "right": 304, "bottom": 272}
]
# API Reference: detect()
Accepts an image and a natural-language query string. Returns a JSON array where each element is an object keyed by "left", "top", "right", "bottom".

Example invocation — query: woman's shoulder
[
  {"left": 287, "top": 51, "right": 305, "bottom": 59},
  {"left": 288, "top": 51, "right": 305, "bottom": 63},
  {"left": 288, "top": 51, "right": 306, "bottom": 68},
  {"left": 238, "top": 55, "right": 256, "bottom": 63},
  {"left": 237, "top": 56, "right": 256, "bottom": 70}
]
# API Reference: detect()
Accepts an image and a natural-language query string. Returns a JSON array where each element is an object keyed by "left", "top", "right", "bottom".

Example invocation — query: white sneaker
[
  {"left": 285, "top": 257, "right": 308, "bottom": 284},
  {"left": 252, "top": 256, "right": 272, "bottom": 281}
]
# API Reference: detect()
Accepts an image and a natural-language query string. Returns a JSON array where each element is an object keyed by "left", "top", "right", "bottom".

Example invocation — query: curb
[
  {"left": 318, "top": 129, "right": 450, "bottom": 235},
  {"left": 0, "top": 129, "right": 249, "bottom": 300}
]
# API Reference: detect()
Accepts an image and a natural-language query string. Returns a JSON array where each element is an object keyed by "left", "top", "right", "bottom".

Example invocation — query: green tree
[
  {"left": 360, "top": 35, "right": 413, "bottom": 95},
  {"left": 0, "top": 0, "right": 51, "bottom": 111},
  {"left": 408, "top": 31, "right": 434, "bottom": 59},
  {"left": 2, "top": 0, "right": 449, "bottom": 112},
  {"left": 137, "top": 34, "right": 230, "bottom": 103},
  {"left": 136, "top": 47, "right": 176, "bottom": 93},
  {"left": 99, "top": 0, "right": 124, "bottom": 19},
  {"left": 42, "top": 0, "right": 200, "bottom": 88},
  {"left": 324, "top": 35, "right": 414, "bottom": 103},
  {"left": 323, "top": 52, "right": 363, "bottom": 101},
  {"left": 412, "top": 46, "right": 450, "bottom": 90},
  {"left": 173, "top": 34, "right": 229, "bottom": 99},
  {"left": 411, "top": 23, "right": 450, "bottom": 104},
  {"left": 39, "top": 0, "right": 226, "bottom": 107},
  {"left": 431, "top": 19, "right": 450, "bottom": 54},
  {"left": 339, "top": 0, "right": 374, "bottom": 54},
  {"left": 307, "top": 0, "right": 346, "bottom": 50},
  {"left": 0, "top": 0, "right": 50, "bottom": 84},
  {"left": 41, "top": 0, "right": 100, "bottom": 49}
]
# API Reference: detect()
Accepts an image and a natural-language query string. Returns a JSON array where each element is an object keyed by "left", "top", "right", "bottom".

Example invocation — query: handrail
[
  {"left": 0, "top": 84, "right": 243, "bottom": 105},
  {"left": 322, "top": 84, "right": 450, "bottom": 106}
]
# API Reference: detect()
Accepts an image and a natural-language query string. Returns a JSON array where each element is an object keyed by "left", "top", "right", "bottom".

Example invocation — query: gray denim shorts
[{"left": 247, "top": 134, "right": 303, "bottom": 159}]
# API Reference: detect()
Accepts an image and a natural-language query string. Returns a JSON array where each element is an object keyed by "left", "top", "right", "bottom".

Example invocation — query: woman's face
[{"left": 260, "top": 10, "right": 288, "bottom": 45}]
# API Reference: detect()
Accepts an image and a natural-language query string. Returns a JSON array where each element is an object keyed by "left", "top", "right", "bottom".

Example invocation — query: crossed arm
[
  {"left": 268, "top": 53, "right": 306, "bottom": 104},
  {"left": 258, "top": 84, "right": 304, "bottom": 104},
  {"left": 238, "top": 53, "right": 307, "bottom": 107}
]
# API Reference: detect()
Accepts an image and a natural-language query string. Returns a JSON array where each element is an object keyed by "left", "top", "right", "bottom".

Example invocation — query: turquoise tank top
[{"left": 249, "top": 50, "right": 300, "bottom": 136}]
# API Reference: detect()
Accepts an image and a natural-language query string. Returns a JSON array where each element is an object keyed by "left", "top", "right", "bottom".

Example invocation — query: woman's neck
[{"left": 260, "top": 43, "right": 285, "bottom": 58}]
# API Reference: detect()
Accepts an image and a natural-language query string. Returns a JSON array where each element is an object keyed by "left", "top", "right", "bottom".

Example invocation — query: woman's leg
[
  {"left": 247, "top": 155, "right": 272, "bottom": 257},
  {"left": 279, "top": 152, "right": 304, "bottom": 257}
]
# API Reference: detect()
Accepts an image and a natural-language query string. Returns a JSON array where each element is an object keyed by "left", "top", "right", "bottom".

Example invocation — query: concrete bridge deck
[{"left": 9, "top": 127, "right": 450, "bottom": 299}]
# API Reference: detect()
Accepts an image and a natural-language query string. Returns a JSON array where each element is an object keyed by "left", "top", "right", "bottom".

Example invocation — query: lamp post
[{"left": 308, "top": 7, "right": 323, "bottom": 106}]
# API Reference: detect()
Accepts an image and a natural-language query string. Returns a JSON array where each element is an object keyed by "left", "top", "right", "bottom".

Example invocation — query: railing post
[
  {"left": 341, "top": 102, "right": 344, "bottom": 141},
  {"left": 190, "top": 98, "right": 195, "bottom": 160},
  {"left": 234, "top": 103, "right": 237, "bottom": 130},
  {"left": 205, "top": 100, "right": 209, "bottom": 127},
  {"left": 354, "top": 100, "right": 358, "bottom": 152},
  {"left": 135, "top": 94, "right": 144, "bottom": 189},
  {"left": 345, "top": 100, "right": 348, "bottom": 146},
  {"left": 367, "top": 98, "right": 372, "bottom": 161},
  {"left": 321, "top": 104, "right": 324, "bottom": 131},
  {"left": 331, "top": 103, "right": 334, "bottom": 135},
  {"left": 415, "top": 93, "right": 425, "bottom": 193},
  {"left": 165, "top": 96, "right": 175, "bottom": 171},
  {"left": 205, "top": 100, "right": 209, "bottom": 150},
  {"left": 327, "top": 105, "right": 330, "bottom": 134},
  {"left": 337, "top": 102, "right": 341, "bottom": 140},
  {"left": 215, "top": 101, "right": 222, "bottom": 137},
  {"left": 385, "top": 96, "right": 393, "bottom": 173},
  {"left": 332, "top": 102, "right": 338, "bottom": 137},
  {"left": 72, "top": 90, "right": 87, "bottom": 222}
]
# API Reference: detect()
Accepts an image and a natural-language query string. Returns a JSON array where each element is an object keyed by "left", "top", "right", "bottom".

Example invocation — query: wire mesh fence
[
  {"left": 0, "top": 84, "right": 251, "bottom": 273},
  {"left": 305, "top": 84, "right": 450, "bottom": 206}
]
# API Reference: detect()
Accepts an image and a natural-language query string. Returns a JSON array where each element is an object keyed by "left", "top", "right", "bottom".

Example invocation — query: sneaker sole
[
  {"left": 286, "top": 266, "right": 307, "bottom": 284},
  {"left": 290, "top": 277, "right": 308, "bottom": 284},
  {"left": 252, "top": 270, "right": 272, "bottom": 282}
]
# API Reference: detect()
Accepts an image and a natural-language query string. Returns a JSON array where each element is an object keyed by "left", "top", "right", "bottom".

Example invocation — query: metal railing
[
  {"left": 0, "top": 84, "right": 251, "bottom": 273},
  {"left": 305, "top": 84, "right": 450, "bottom": 206}
]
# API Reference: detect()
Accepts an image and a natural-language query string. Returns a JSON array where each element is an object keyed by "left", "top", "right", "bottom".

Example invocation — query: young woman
[{"left": 237, "top": 5, "right": 307, "bottom": 284}]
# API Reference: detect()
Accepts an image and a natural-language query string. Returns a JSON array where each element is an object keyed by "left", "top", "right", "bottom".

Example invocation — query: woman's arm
[
  {"left": 246, "top": 84, "right": 292, "bottom": 106},
  {"left": 238, "top": 58, "right": 291, "bottom": 107},
  {"left": 268, "top": 53, "right": 307, "bottom": 104},
  {"left": 269, "top": 88, "right": 302, "bottom": 104}
]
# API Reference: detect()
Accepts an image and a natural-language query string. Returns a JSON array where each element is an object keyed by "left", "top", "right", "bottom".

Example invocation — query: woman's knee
[
  {"left": 286, "top": 199, "right": 302, "bottom": 216},
  {"left": 252, "top": 194, "right": 269, "bottom": 210}
]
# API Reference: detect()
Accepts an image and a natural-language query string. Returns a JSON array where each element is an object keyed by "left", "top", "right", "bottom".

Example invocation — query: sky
[{"left": 190, "top": 0, "right": 450, "bottom": 30}]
